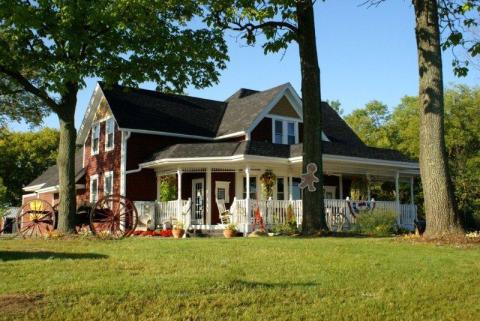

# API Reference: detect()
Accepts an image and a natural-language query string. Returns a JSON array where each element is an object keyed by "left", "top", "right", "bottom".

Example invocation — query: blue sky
[{"left": 9, "top": 0, "right": 480, "bottom": 131}]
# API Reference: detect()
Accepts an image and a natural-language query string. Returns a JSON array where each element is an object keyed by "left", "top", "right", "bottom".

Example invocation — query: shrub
[{"left": 353, "top": 210, "right": 398, "bottom": 236}]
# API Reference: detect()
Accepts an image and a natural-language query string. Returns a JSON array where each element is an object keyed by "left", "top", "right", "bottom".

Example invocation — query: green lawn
[{"left": 1, "top": 237, "right": 479, "bottom": 321}]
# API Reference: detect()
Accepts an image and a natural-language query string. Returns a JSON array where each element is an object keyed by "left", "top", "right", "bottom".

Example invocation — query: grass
[{"left": 1, "top": 237, "right": 480, "bottom": 321}]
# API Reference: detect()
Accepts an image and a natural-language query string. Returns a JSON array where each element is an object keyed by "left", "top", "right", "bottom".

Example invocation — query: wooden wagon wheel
[
  {"left": 89, "top": 195, "right": 138, "bottom": 238},
  {"left": 17, "top": 199, "right": 56, "bottom": 238}
]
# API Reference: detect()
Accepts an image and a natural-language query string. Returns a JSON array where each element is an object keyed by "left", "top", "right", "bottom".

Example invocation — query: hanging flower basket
[{"left": 260, "top": 170, "right": 277, "bottom": 199}]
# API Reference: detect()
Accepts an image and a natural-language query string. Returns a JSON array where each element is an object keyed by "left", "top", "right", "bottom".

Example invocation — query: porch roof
[{"left": 143, "top": 141, "right": 417, "bottom": 167}]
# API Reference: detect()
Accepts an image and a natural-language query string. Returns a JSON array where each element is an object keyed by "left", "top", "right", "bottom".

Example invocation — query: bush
[{"left": 353, "top": 210, "right": 398, "bottom": 236}]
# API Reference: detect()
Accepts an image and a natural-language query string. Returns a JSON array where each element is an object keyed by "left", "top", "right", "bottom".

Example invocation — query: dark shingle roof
[
  {"left": 25, "top": 148, "right": 85, "bottom": 189},
  {"left": 148, "top": 141, "right": 416, "bottom": 163},
  {"left": 101, "top": 85, "right": 227, "bottom": 137},
  {"left": 216, "top": 84, "right": 289, "bottom": 136}
]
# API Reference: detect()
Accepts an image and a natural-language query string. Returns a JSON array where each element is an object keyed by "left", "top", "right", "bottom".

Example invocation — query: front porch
[{"left": 135, "top": 197, "right": 417, "bottom": 234}]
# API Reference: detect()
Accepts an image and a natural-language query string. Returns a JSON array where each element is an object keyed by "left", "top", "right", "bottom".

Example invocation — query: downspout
[{"left": 120, "top": 130, "right": 131, "bottom": 196}]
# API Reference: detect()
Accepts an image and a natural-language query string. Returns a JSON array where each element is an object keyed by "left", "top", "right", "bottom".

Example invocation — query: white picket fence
[{"left": 134, "top": 199, "right": 191, "bottom": 230}]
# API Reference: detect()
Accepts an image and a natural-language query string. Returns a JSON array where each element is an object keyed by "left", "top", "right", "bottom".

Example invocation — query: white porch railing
[
  {"left": 230, "top": 198, "right": 417, "bottom": 233},
  {"left": 135, "top": 198, "right": 417, "bottom": 234}
]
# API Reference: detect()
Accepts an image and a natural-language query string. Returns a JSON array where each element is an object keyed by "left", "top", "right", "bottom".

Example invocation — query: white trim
[
  {"left": 265, "top": 114, "right": 301, "bottom": 122},
  {"left": 289, "top": 154, "right": 419, "bottom": 169},
  {"left": 120, "top": 130, "right": 131, "bottom": 196},
  {"left": 22, "top": 183, "right": 45, "bottom": 192},
  {"left": 77, "top": 83, "right": 103, "bottom": 145},
  {"left": 32, "top": 184, "right": 85, "bottom": 195},
  {"left": 22, "top": 192, "right": 37, "bottom": 200},
  {"left": 104, "top": 171, "right": 114, "bottom": 196},
  {"left": 90, "top": 174, "right": 99, "bottom": 203},
  {"left": 105, "top": 117, "right": 115, "bottom": 152},
  {"left": 206, "top": 168, "right": 212, "bottom": 224},
  {"left": 215, "top": 181, "right": 231, "bottom": 203},
  {"left": 215, "top": 131, "right": 246, "bottom": 140},
  {"left": 91, "top": 122, "right": 100, "bottom": 155},
  {"left": 119, "top": 128, "right": 245, "bottom": 141}
]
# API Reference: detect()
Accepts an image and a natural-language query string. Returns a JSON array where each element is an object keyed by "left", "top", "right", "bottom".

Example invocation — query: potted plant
[
  {"left": 223, "top": 224, "right": 237, "bottom": 238},
  {"left": 172, "top": 222, "right": 185, "bottom": 239}
]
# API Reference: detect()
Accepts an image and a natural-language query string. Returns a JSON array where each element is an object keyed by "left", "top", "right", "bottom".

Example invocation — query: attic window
[
  {"left": 92, "top": 123, "right": 100, "bottom": 155},
  {"left": 105, "top": 118, "right": 115, "bottom": 151},
  {"left": 272, "top": 118, "right": 298, "bottom": 145}
]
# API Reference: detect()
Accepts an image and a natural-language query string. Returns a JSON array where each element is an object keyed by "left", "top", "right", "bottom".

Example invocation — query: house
[{"left": 22, "top": 82, "right": 419, "bottom": 233}]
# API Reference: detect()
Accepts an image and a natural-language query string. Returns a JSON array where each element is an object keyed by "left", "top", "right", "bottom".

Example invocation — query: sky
[{"left": 9, "top": 0, "right": 480, "bottom": 131}]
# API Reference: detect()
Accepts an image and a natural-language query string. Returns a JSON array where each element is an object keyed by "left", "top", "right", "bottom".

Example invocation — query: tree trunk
[
  {"left": 55, "top": 87, "right": 78, "bottom": 233},
  {"left": 296, "top": 0, "right": 327, "bottom": 234},
  {"left": 413, "top": 0, "right": 463, "bottom": 236}
]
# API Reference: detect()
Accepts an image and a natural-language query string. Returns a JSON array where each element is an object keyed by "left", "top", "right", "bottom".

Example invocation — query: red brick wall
[{"left": 83, "top": 119, "right": 122, "bottom": 202}]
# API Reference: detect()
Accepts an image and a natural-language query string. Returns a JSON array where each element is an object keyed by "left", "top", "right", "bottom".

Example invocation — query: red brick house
[{"left": 23, "top": 82, "right": 419, "bottom": 232}]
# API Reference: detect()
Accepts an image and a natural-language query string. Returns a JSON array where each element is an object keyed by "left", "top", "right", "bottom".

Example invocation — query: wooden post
[
  {"left": 245, "top": 167, "right": 250, "bottom": 236},
  {"left": 339, "top": 174, "right": 343, "bottom": 200},
  {"left": 177, "top": 169, "right": 182, "bottom": 220},
  {"left": 288, "top": 176, "right": 293, "bottom": 201},
  {"left": 206, "top": 168, "right": 212, "bottom": 225}
]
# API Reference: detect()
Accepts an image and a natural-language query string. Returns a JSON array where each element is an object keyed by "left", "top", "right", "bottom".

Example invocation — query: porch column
[
  {"left": 339, "top": 174, "right": 343, "bottom": 199},
  {"left": 177, "top": 169, "right": 183, "bottom": 220},
  {"left": 366, "top": 173, "right": 371, "bottom": 200},
  {"left": 395, "top": 171, "right": 400, "bottom": 204},
  {"left": 410, "top": 176, "right": 415, "bottom": 205},
  {"left": 288, "top": 176, "right": 293, "bottom": 201},
  {"left": 245, "top": 167, "right": 250, "bottom": 235},
  {"left": 206, "top": 168, "right": 212, "bottom": 225}
]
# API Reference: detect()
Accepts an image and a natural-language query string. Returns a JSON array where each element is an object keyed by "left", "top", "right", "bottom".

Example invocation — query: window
[
  {"left": 215, "top": 181, "right": 230, "bottom": 203},
  {"left": 324, "top": 186, "right": 336, "bottom": 199},
  {"left": 274, "top": 120, "right": 283, "bottom": 144},
  {"left": 104, "top": 171, "right": 114, "bottom": 197},
  {"left": 91, "top": 123, "right": 100, "bottom": 155},
  {"left": 90, "top": 175, "right": 99, "bottom": 203},
  {"left": 105, "top": 118, "right": 115, "bottom": 151},
  {"left": 242, "top": 177, "right": 257, "bottom": 199},
  {"left": 272, "top": 118, "right": 298, "bottom": 145},
  {"left": 277, "top": 177, "right": 285, "bottom": 200},
  {"left": 292, "top": 177, "right": 302, "bottom": 200},
  {"left": 287, "top": 122, "right": 295, "bottom": 144}
]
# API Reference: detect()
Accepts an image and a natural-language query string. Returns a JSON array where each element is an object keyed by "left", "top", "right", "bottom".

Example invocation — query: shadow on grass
[
  {"left": 0, "top": 251, "right": 108, "bottom": 261},
  {"left": 231, "top": 279, "right": 317, "bottom": 289}
]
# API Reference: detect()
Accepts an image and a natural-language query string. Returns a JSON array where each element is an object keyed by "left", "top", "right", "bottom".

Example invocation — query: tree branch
[{"left": 0, "top": 65, "right": 59, "bottom": 112}]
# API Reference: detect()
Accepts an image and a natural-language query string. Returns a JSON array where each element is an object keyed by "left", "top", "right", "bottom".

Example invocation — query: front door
[{"left": 192, "top": 178, "right": 205, "bottom": 224}]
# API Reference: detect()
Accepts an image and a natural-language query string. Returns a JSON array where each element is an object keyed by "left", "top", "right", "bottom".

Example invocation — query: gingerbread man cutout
[{"left": 299, "top": 163, "right": 319, "bottom": 192}]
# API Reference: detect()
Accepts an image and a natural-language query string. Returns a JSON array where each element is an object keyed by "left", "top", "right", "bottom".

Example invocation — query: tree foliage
[
  {"left": 0, "top": 1, "right": 229, "bottom": 231},
  {"left": 345, "top": 85, "right": 480, "bottom": 229}
]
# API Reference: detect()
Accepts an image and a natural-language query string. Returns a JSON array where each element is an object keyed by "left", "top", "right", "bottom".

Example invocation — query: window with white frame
[
  {"left": 274, "top": 120, "right": 283, "bottom": 144},
  {"left": 90, "top": 175, "right": 99, "bottom": 203},
  {"left": 105, "top": 118, "right": 115, "bottom": 151},
  {"left": 91, "top": 123, "right": 100, "bottom": 155},
  {"left": 242, "top": 177, "right": 257, "bottom": 199},
  {"left": 104, "top": 171, "right": 114, "bottom": 197},
  {"left": 272, "top": 118, "right": 298, "bottom": 145},
  {"left": 215, "top": 181, "right": 230, "bottom": 203}
]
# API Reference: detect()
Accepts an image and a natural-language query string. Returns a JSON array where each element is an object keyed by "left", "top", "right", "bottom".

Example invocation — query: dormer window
[
  {"left": 91, "top": 123, "right": 100, "bottom": 155},
  {"left": 272, "top": 118, "right": 298, "bottom": 145},
  {"left": 105, "top": 118, "right": 115, "bottom": 151}
]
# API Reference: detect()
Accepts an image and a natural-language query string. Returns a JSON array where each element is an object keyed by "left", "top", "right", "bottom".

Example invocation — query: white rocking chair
[{"left": 216, "top": 199, "right": 232, "bottom": 225}]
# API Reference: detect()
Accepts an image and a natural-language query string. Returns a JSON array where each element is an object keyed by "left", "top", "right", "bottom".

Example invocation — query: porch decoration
[
  {"left": 172, "top": 222, "right": 185, "bottom": 238},
  {"left": 299, "top": 163, "right": 319, "bottom": 192},
  {"left": 253, "top": 204, "right": 265, "bottom": 231},
  {"left": 158, "top": 175, "right": 177, "bottom": 202},
  {"left": 350, "top": 176, "right": 368, "bottom": 200},
  {"left": 260, "top": 170, "right": 277, "bottom": 199},
  {"left": 223, "top": 224, "right": 237, "bottom": 238},
  {"left": 346, "top": 197, "right": 376, "bottom": 218}
]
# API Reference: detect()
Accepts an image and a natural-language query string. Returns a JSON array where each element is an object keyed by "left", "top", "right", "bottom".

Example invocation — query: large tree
[
  {"left": 413, "top": 0, "right": 463, "bottom": 236},
  {"left": 0, "top": 1, "right": 228, "bottom": 232},
  {"left": 209, "top": 0, "right": 327, "bottom": 233},
  {"left": 0, "top": 127, "right": 59, "bottom": 206}
]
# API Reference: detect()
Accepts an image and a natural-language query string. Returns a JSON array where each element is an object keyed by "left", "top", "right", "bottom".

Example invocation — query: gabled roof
[
  {"left": 101, "top": 85, "right": 227, "bottom": 137},
  {"left": 217, "top": 84, "right": 290, "bottom": 136},
  {"left": 24, "top": 148, "right": 85, "bottom": 191}
]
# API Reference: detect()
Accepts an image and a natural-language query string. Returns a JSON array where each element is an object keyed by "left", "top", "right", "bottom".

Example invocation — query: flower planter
[
  {"left": 172, "top": 229, "right": 185, "bottom": 239},
  {"left": 223, "top": 229, "right": 236, "bottom": 238}
]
